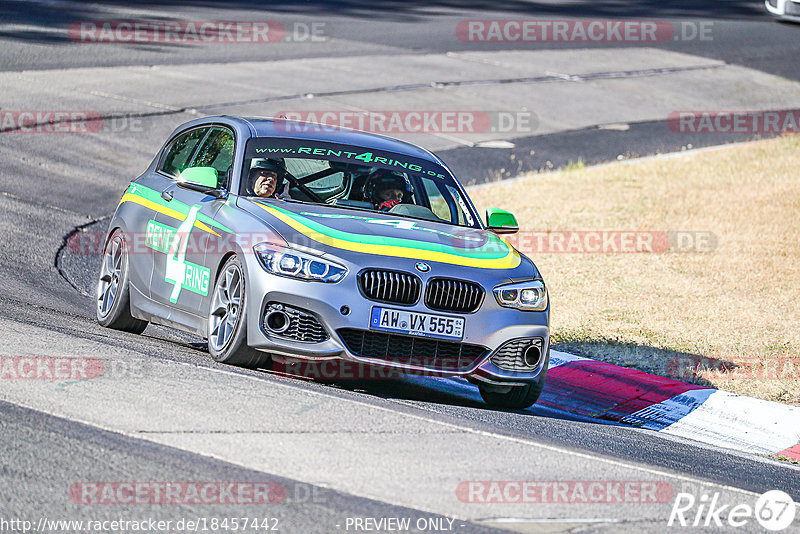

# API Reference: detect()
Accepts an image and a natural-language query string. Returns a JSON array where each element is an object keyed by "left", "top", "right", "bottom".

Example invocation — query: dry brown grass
[{"left": 469, "top": 135, "right": 800, "bottom": 404}]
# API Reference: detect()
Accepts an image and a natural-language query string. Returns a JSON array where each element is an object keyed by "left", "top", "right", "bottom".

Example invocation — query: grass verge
[{"left": 469, "top": 135, "right": 800, "bottom": 405}]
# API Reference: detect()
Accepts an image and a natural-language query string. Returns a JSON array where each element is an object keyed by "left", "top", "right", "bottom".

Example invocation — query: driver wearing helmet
[
  {"left": 250, "top": 159, "right": 287, "bottom": 199},
  {"left": 364, "top": 169, "right": 413, "bottom": 211}
]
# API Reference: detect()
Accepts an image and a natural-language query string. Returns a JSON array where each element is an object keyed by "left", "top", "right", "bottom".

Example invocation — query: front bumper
[{"left": 242, "top": 253, "right": 548, "bottom": 384}]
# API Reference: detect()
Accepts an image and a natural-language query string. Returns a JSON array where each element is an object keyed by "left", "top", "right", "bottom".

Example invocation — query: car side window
[
  {"left": 422, "top": 179, "right": 453, "bottom": 223},
  {"left": 159, "top": 128, "right": 209, "bottom": 177},
  {"left": 189, "top": 127, "right": 235, "bottom": 188}
]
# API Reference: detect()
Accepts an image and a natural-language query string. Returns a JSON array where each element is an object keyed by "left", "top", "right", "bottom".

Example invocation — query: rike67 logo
[{"left": 669, "top": 490, "right": 796, "bottom": 531}]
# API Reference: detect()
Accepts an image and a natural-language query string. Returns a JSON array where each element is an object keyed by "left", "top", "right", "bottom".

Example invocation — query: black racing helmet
[
  {"left": 249, "top": 159, "right": 286, "bottom": 194},
  {"left": 363, "top": 169, "right": 413, "bottom": 205}
]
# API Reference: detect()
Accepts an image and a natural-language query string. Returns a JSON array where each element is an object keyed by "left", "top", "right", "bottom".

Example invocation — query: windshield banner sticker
[{"left": 246, "top": 138, "right": 448, "bottom": 180}]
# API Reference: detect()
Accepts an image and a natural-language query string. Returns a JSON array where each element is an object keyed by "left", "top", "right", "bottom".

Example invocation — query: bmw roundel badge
[{"left": 415, "top": 262, "right": 431, "bottom": 273}]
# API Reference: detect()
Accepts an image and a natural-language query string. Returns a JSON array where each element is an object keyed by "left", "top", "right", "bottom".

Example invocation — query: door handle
[{"left": 160, "top": 190, "right": 174, "bottom": 202}]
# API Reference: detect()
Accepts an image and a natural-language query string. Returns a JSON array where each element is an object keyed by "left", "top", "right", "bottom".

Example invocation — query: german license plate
[{"left": 369, "top": 307, "right": 464, "bottom": 341}]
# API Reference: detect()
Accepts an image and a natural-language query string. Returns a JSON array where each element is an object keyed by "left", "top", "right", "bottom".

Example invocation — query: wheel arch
[{"left": 214, "top": 250, "right": 238, "bottom": 283}]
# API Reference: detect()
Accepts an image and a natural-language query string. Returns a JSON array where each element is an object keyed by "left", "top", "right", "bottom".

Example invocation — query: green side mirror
[
  {"left": 486, "top": 208, "right": 519, "bottom": 234},
  {"left": 178, "top": 167, "right": 218, "bottom": 188}
]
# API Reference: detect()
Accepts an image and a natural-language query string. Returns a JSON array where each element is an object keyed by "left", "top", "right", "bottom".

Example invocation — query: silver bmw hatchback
[{"left": 97, "top": 116, "right": 549, "bottom": 409}]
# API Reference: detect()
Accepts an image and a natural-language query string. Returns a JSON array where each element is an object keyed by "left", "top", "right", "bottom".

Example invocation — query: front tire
[
  {"left": 96, "top": 229, "right": 148, "bottom": 334},
  {"left": 207, "top": 255, "right": 269, "bottom": 369},
  {"left": 479, "top": 379, "right": 545, "bottom": 410}
]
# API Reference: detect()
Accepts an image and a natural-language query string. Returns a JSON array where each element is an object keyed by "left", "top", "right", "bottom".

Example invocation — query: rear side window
[
  {"left": 159, "top": 128, "right": 208, "bottom": 177},
  {"left": 190, "top": 127, "right": 235, "bottom": 188}
]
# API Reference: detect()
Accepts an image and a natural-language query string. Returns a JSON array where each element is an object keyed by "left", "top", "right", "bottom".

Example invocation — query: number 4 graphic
[{"left": 165, "top": 206, "right": 199, "bottom": 303}]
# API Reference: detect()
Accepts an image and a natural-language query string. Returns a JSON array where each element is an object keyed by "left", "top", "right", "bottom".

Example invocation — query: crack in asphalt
[
  {"left": 0, "top": 188, "right": 94, "bottom": 218},
  {"left": 0, "top": 62, "right": 725, "bottom": 132},
  {"left": 196, "top": 63, "right": 726, "bottom": 111},
  {"left": 54, "top": 215, "right": 108, "bottom": 298}
]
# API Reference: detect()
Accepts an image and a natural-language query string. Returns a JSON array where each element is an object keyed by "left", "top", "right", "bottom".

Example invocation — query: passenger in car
[{"left": 364, "top": 169, "right": 414, "bottom": 211}]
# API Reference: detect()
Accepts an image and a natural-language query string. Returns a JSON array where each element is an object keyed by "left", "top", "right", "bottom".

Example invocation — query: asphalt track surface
[{"left": 1, "top": 1, "right": 800, "bottom": 532}]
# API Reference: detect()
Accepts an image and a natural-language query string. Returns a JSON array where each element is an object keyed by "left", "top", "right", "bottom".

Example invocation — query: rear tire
[
  {"left": 207, "top": 255, "right": 270, "bottom": 369},
  {"left": 96, "top": 229, "right": 148, "bottom": 334},
  {"left": 479, "top": 379, "right": 545, "bottom": 410}
]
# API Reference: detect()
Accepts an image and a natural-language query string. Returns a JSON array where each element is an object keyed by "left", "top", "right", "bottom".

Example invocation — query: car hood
[{"left": 236, "top": 197, "right": 525, "bottom": 271}]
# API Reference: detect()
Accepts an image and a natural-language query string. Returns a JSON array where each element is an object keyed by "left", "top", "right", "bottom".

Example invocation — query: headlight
[
  {"left": 253, "top": 243, "right": 347, "bottom": 283},
  {"left": 493, "top": 280, "right": 548, "bottom": 311}
]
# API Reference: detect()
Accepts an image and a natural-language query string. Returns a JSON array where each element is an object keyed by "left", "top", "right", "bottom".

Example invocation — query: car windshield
[{"left": 241, "top": 137, "right": 480, "bottom": 228}]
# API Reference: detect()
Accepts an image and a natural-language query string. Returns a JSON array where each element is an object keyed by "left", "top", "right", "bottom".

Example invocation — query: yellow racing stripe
[
  {"left": 120, "top": 193, "right": 220, "bottom": 237},
  {"left": 258, "top": 203, "right": 520, "bottom": 269}
]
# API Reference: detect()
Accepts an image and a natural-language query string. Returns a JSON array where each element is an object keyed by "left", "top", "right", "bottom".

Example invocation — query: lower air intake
[
  {"left": 337, "top": 328, "right": 488, "bottom": 373},
  {"left": 263, "top": 303, "right": 328, "bottom": 343}
]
